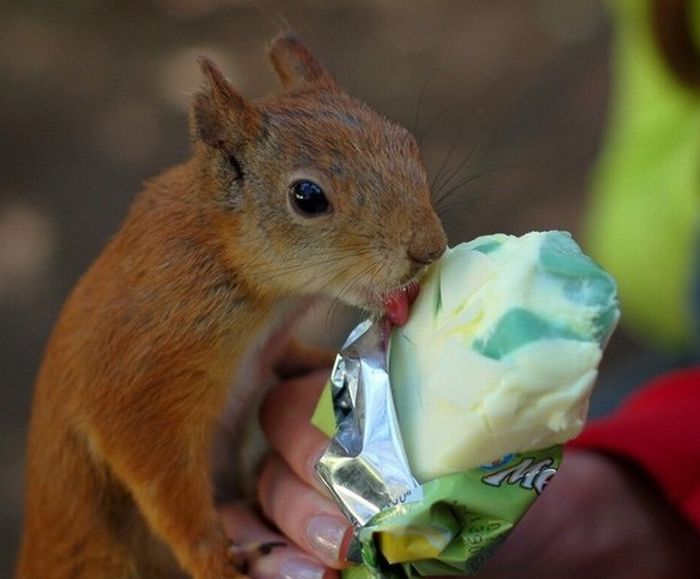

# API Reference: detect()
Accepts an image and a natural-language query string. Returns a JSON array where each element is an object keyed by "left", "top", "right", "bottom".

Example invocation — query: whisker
[
  {"left": 257, "top": 255, "right": 357, "bottom": 284},
  {"left": 324, "top": 270, "right": 360, "bottom": 331},
  {"left": 436, "top": 196, "right": 483, "bottom": 221},
  {"left": 323, "top": 258, "right": 378, "bottom": 331},
  {"left": 429, "top": 125, "right": 465, "bottom": 194},
  {"left": 413, "top": 64, "right": 444, "bottom": 139},
  {"left": 434, "top": 167, "right": 503, "bottom": 213},
  {"left": 431, "top": 138, "right": 481, "bottom": 205},
  {"left": 257, "top": 246, "right": 376, "bottom": 285},
  {"left": 418, "top": 108, "right": 444, "bottom": 145}
]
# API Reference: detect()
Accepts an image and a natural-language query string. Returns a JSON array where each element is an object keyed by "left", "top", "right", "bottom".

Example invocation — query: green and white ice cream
[{"left": 389, "top": 231, "right": 619, "bottom": 482}]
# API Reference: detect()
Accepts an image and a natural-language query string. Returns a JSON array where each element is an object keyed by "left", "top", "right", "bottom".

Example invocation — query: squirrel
[{"left": 15, "top": 35, "right": 447, "bottom": 579}]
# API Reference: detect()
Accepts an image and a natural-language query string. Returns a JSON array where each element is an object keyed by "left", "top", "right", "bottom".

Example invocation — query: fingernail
[
  {"left": 279, "top": 556, "right": 326, "bottom": 579},
  {"left": 306, "top": 514, "right": 348, "bottom": 562}
]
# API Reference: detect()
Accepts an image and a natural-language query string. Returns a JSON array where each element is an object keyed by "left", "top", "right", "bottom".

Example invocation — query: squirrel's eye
[{"left": 289, "top": 180, "right": 331, "bottom": 217}]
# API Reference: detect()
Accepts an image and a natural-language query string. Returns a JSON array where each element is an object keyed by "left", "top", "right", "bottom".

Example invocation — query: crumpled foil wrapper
[
  {"left": 313, "top": 318, "right": 566, "bottom": 576},
  {"left": 315, "top": 319, "right": 420, "bottom": 558}
]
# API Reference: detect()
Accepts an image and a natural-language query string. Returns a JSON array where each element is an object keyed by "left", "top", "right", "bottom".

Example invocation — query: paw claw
[
  {"left": 258, "top": 541, "right": 286, "bottom": 555},
  {"left": 227, "top": 540, "right": 286, "bottom": 572}
]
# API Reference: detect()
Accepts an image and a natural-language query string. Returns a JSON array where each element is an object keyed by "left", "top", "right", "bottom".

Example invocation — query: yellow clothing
[{"left": 586, "top": 0, "right": 700, "bottom": 351}]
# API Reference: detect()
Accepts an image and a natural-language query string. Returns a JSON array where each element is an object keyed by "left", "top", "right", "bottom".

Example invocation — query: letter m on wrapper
[{"left": 481, "top": 457, "right": 557, "bottom": 494}]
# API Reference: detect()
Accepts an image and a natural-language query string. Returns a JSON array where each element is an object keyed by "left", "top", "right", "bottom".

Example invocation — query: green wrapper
[{"left": 313, "top": 396, "right": 561, "bottom": 577}]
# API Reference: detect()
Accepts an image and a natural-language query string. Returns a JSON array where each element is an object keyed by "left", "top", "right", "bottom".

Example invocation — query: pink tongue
[{"left": 384, "top": 282, "right": 420, "bottom": 326}]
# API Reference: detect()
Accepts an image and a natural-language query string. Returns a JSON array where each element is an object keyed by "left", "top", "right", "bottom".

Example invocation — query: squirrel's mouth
[{"left": 382, "top": 281, "right": 420, "bottom": 326}]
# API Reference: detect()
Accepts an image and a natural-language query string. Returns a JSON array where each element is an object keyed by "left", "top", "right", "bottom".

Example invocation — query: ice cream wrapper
[
  {"left": 312, "top": 320, "right": 561, "bottom": 577},
  {"left": 311, "top": 232, "right": 619, "bottom": 577}
]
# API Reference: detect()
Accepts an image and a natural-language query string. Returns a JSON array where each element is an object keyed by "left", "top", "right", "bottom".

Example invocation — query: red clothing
[{"left": 569, "top": 368, "right": 700, "bottom": 530}]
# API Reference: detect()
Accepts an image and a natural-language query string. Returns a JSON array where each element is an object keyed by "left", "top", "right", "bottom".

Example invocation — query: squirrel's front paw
[
  {"left": 187, "top": 534, "right": 253, "bottom": 579},
  {"left": 227, "top": 539, "right": 287, "bottom": 575}
]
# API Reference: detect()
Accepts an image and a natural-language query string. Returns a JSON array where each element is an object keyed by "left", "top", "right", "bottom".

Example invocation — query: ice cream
[{"left": 389, "top": 231, "right": 619, "bottom": 482}]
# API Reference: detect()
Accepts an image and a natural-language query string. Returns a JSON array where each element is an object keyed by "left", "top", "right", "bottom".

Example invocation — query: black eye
[{"left": 289, "top": 180, "right": 331, "bottom": 216}]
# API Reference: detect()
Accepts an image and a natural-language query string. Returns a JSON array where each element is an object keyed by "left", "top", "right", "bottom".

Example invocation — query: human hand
[
  {"left": 220, "top": 364, "right": 350, "bottom": 578},
  {"left": 473, "top": 449, "right": 700, "bottom": 579},
  {"left": 222, "top": 358, "right": 700, "bottom": 579}
]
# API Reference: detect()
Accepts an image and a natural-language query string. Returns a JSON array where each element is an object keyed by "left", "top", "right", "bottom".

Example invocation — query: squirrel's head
[{"left": 190, "top": 35, "right": 446, "bottom": 323}]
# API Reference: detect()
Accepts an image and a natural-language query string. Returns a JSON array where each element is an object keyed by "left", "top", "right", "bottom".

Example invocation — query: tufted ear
[
  {"left": 268, "top": 34, "right": 337, "bottom": 91},
  {"left": 190, "top": 57, "right": 261, "bottom": 149}
]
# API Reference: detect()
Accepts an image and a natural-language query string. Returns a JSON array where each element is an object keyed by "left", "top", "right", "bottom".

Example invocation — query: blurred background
[{"left": 1, "top": 0, "right": 675, "bottom": 573}]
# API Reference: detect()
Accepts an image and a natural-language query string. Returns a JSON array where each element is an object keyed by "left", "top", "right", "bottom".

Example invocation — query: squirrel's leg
[
  {"left": 86, "top": 391, "right": 246, "bottom": 579},
  {"left": 16, "top": 429, "right": 164, "bottom": 579},
  {"left": 103, "top": 434, "right": 240, "bottom": 578}
]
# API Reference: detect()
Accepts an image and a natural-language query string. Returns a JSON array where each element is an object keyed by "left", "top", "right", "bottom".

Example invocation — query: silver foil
[{"left": 315, "top": 319, "right": 420, "bottom": 536}]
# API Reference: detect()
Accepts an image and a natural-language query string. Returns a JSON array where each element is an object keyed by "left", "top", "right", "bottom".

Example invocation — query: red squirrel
[{"left": 16, "top": 35, "right": 447, "bottom": 578}]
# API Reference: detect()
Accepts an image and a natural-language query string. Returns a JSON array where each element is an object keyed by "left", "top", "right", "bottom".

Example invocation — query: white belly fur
[{"left": 212, "top": 296, "right": 318, "bottom": 502}]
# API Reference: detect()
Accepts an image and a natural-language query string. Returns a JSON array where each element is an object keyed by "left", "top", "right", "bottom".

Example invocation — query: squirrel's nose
[
  {"left": 406, "top": 209, "right": 447, "bottom": 266},
  {"left": 408, "top": 242, "right": 446, "bottom": 266}
]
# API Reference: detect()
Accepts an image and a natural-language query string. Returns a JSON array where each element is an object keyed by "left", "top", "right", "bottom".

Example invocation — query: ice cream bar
[{"left": 389, "top": 231, "right": 619, "bottom": 482}]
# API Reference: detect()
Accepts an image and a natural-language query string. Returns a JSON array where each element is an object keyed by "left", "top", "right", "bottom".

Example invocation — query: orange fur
[{"left": 16, "top": 35, "right": 446, "bottom": 578}]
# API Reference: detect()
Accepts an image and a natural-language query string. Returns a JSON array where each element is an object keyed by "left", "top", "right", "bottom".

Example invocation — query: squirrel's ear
[
  {"left": 268, "top": 34, "right": 336, "bottom": 91},
  {"left": 190, "top": 57, "right": 260, "bottom": 148}
]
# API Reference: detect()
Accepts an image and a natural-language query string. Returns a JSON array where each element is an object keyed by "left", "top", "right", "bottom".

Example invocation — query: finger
[
  {"left": 258, "top": 453, "right": 352, "bottom": 570},
  {"left": 220, "top": 502, "right": 285, "bottom": 545},
  {"left": 260, "top": 369, "right": 332, "bottom": 492},
  {"left": 219, "top": 502, "right": 338, "bottom": 579}
]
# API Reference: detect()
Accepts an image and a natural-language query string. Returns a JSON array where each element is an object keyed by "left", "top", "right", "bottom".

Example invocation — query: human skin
[
  {"left": 220, "top": 368, "right": 700, "bottom": 579},
  {"left": 220, "top": 367, "right": 348, "bottom": 579}
]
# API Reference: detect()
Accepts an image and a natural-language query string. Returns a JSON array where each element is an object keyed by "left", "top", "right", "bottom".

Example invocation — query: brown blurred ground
[{"left": 0, "top": 0, "right": 635, "bottom": 573}]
